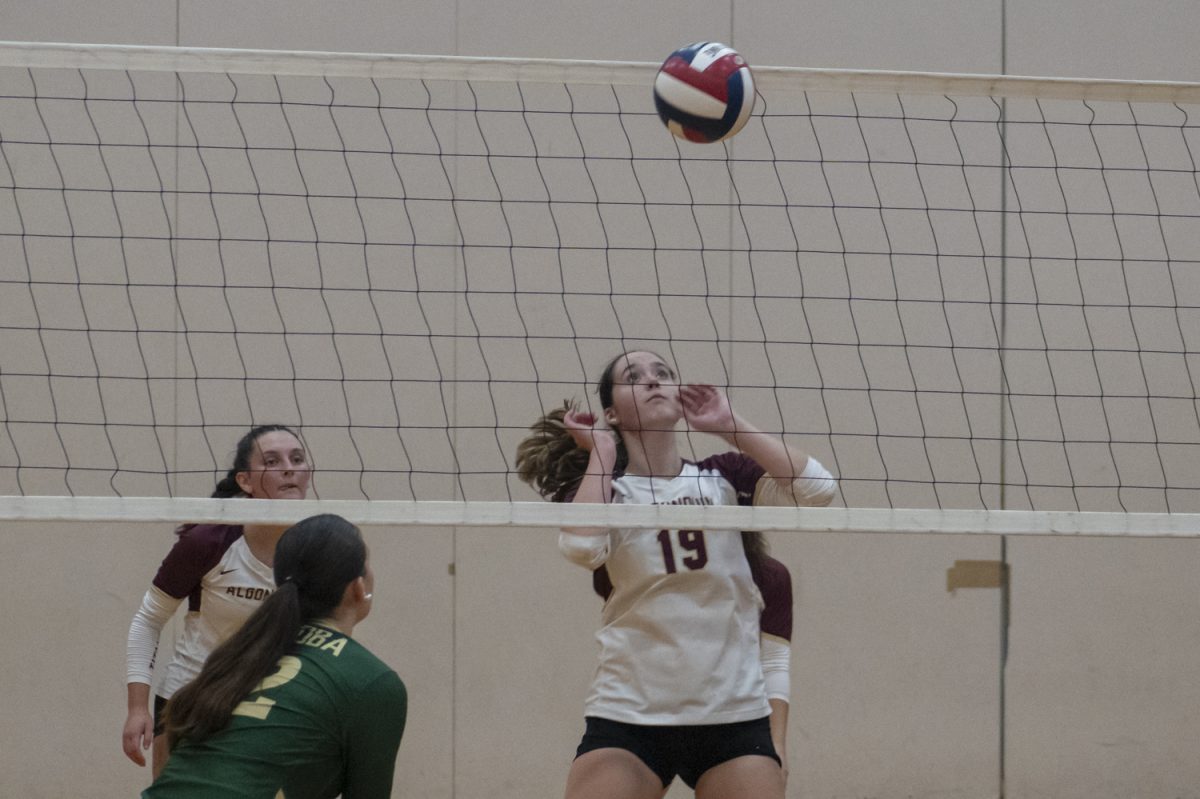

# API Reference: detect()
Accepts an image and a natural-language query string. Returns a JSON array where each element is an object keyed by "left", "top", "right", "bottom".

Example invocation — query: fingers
[
  {"left": 563, "top": 408, "right": 613, "bottom": 453},
  {"left": 680, "top": 384, "right": 741, "bottom": 437},
  {"left": 122, "top": 733, "right": 147, "bottom": 766},
  {"left": 679, "top": 384, "right": 722, "bottom": 417},
  {"left": 678, "top": 384, "right": 700, "bottom": 411},
  {"left": 679, "top": 383, "right": 716, "bottom": 403},
  {"left": 564, "top": 409, "right": 598, "bottom": 428},
  {"left": 122, "top": 717, "right": 152, "bottom": 766}
]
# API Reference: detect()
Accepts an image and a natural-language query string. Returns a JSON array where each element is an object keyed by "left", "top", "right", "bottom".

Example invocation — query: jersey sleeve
[
  {"left": 341, "top": 670, "right": 408, "bottom": 799},
  {"left": 753, "top": 456, "right": 838, "bottom": 507},
  {"left": 151, "top": 525, "right": 240, "bottom": 599},
  {"left": 592, "top": 564, "right": 613, "bottom": 600},
  {"left": 559, "top": 531, "right": 611, "bottom": 568},
  {"left": 752, "top": 555, "right": 793, "bottom": 642},
  {"left": 558, "top": 480, "right": 616, "bottom": 568},
  {"left": 698, "top": 452, "right": 765, "bottom": 504}
]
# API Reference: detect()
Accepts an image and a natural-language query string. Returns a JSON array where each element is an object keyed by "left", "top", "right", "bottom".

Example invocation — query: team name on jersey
[
  {"left": 225, "top": 586, "right": 273, "bottom": 600},
  {"left": 657, "top": 496, "right": 713, "bottom": 506},
  {"left": 296, "top": 624, "right": 348, "bottom": 657}
]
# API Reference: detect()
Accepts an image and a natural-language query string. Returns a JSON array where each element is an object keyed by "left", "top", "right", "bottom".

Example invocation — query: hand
[
  {"left": 122, "top": 707, "right": 153, "bottom": 766},
  {"left": 563, "top": 408, "right": 617, "bottom": 456},
  {"left": 679, "top": 384, "right": 737, "bottom": 436}
]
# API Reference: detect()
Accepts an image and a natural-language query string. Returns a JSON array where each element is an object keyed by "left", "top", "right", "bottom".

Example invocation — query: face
[
  {"left": 235, "top": 431, "right": 311, "bottom": 499},
  {"left": 605, "top": 351, "right": 681, "bottom": 433}
]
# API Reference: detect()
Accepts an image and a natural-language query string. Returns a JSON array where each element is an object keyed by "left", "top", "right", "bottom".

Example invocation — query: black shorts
[
  {"left": 575, "top": 715, "right": 780, "bottom": 789},
  {"left": 153, "top": 695, "right": 168, "bottom": 737}
]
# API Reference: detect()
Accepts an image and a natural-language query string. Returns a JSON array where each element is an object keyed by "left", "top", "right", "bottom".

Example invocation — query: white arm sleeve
[
  {"left": 558, "top": 531, "right": 611, "bottom": 569},
  {"left": 126, "top": 585, "right": 182, "bottom": 686},
  {"left": 754, "top": 457, "right": 837, "bottom": 508},
  {"left": 761, "top": 635, "right": 791, "bottom": 703}
]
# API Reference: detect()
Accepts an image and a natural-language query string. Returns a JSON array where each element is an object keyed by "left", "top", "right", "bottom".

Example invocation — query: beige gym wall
[{"left": 0, "top": 2, "right": 1198, "bottom": 797}]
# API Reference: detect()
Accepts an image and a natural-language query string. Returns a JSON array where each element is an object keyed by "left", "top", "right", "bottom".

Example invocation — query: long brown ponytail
[{"left": 162, "top": 514, "right": 364, "bottom": 749}]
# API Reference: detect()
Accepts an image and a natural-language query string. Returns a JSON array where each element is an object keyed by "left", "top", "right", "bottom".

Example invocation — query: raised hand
[
  {"left": 562, "top": 406, "right": 618, "bottom": 506},
  {"left": 679, "top": 384, "right": 738, "bottom": 436},
  {"left": 563, "top": 408, "right": 617, "bottom": 456}
]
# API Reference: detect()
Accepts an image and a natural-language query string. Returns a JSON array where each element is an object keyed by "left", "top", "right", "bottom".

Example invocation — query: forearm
[
  {"left": 127, "top": 586, "right": 180, "bottom": 684},
  {"left": 769, "top": 697, "right": 789, "bottom": 772},
  {"left": 721, "top": 416, "right": 809, "bottom": 482},
  {"left": 562, "top": 445, "right": 615, "bottom": 537},
  {"left": 572, "top": 445, "right": 615, "bottom": 504}
]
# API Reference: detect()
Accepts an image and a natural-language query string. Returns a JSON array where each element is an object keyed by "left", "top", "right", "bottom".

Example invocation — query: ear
[
  {"left": 345, "top": 575, "right": 372, "bottom": 621},
  {"left": 234, "top": 470, "right": 254, "bottom": 497},
  {"left": 603, "top": 407, "right": 619, "bottom": 427},
  {"left": 348, "top": 575, "right": 369, "bottom": 604}
]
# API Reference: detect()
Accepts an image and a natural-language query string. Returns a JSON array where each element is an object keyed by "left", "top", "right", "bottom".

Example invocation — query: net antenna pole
[{"left": 999, "top": 2, "right": 1010, "bottom": 795}]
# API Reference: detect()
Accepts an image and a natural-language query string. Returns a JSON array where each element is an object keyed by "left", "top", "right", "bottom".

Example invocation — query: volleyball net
[{"left": 1, "top": 40, "right": 1199, "bottom": 532}]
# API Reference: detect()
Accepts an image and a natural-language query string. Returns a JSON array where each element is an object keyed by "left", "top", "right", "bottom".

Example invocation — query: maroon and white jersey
[
  {"left": 152, "top": 524, "right": 275, "bottom": 697},
  {"left": 593, "top": 551, "right": 794, "bottom": 702},
  {"left": 563, "top": 453, "right": 777, "bottom": 725}
]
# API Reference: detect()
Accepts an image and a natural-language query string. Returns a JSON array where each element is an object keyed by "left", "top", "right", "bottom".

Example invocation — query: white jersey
[
  {"left": 578, "top": 453, "right": 772, "bottom": 726},
  {"left": 151, "top": 525, "right": 276, "bottom": 697}
]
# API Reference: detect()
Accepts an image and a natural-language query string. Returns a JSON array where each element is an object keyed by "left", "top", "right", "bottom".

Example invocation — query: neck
[
  {"left": 317, "top": 606, "right": 359, "bottom": 637},
  {"left": 622, "top": 429, "right": 681, "bottom": 478},
  {"left": 241, "top": 524, "right": 287, "bottom": 567}
]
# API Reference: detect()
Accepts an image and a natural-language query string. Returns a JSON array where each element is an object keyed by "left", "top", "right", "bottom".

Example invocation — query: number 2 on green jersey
[{"left": 232, "top": 655, "right": 302, "bottom": 721}]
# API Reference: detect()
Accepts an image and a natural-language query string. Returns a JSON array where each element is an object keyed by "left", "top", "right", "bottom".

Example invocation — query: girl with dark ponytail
[
  {"left": 516, "top": 351, "right": 837, "bottom": 799},
  {"left": 144, "top": 514, "right": 407, "bottom": 798},
  {"left": 123, "top": 425, "right": 313, "bottom": 778}
]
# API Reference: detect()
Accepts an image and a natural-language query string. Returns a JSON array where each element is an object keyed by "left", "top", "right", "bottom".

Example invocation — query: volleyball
[{"left": 653, "top": 41, "right": 756, "bottom": 143}]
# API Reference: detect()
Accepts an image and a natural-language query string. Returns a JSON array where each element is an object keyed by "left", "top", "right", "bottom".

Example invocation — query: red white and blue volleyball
[{"left": 653, "top": 42, "right": 756, "bottom": 143}]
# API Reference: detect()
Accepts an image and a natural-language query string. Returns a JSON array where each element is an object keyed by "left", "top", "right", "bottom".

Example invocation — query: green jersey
[{"left": 144, "top": 623, "right": 407, "bottom": 799}]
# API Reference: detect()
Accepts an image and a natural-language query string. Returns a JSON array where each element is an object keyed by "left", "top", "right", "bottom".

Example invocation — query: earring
[{"left": 363, "top": 593, "right": 373, "bottom": 600}]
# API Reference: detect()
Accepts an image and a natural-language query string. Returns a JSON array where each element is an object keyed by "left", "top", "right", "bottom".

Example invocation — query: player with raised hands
[{"left": 517, "top": 350, "right": 836, "bottom": 799}]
